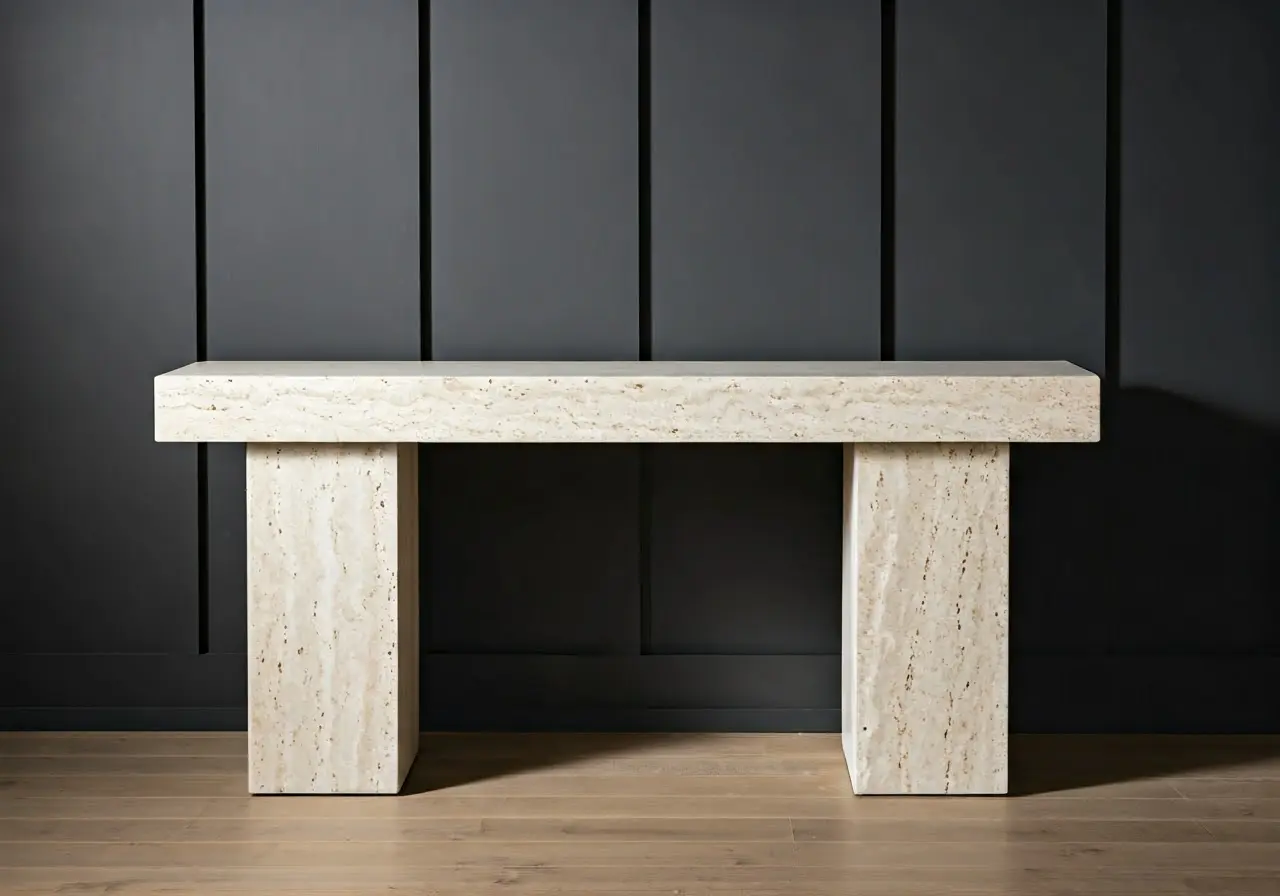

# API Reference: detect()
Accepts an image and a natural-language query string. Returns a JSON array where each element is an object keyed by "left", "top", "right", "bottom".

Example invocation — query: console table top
[{"left": 154, "top": 360, "right": 1099, "bottom": 444}]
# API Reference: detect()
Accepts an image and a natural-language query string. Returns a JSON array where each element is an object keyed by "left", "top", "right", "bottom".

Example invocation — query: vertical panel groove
[
  {"left": 194, "top": 0, "right": 210, "bottom": 655},
  {"left": 419, "top": 0, "right": 432, "bottom": 362},
  {"left": 880, "top": 0, "right": 896, "bottom": 362},
  {"left": 638, "top": 0, "right": 653, "bottom": 655},
  {"left": 638, "top": 0, "right": 652, "bottom": 363},
  {"left": 1104, "top": 0, "right": 1122, "bottom": 384}
]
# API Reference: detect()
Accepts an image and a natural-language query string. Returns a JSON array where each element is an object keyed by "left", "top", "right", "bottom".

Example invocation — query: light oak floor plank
[{"left": 0, "top": 733, "right": 1276, "bottom": 895}]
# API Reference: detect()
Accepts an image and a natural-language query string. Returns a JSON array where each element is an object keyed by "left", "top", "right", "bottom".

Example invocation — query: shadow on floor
[
  {"left": 400, "top": 731, "right": 1280, "bottom": 798},
  {"left": 400, "top": 730, "right": 722, "bottom": 796}
]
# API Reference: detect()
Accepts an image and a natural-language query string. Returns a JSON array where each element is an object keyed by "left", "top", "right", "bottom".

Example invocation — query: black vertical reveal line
[
  {"left": 637, "top": 0, "right": 653, "bottom": 656},
  {"left": 879, "top": 0, "right": 896, "bottom": 361},
  {"left": 1104, "top": 0, "right": 1122, "bottom": 386},
  {"left": 420, "top": 0, "right": 433, "bottom": 363},
  {"left": 418, "top": 0, "right": 433, "bottom": 665},
  {"left": 194, "top": 0, "right": 209, "bottom": 655},
  {"left": 638, "top": 0, "right": 652, "bottom": 363}
]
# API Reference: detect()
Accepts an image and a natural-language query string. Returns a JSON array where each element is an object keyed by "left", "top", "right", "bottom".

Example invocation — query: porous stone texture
[
  {"left": 843, "top": 442, "right": 1010, "bottom": 795},
  {"left": 154, "top": 360, "right": 1099, "bottom": 444},
  {"left": 246, "top": 443, "right": 419, "bottom": 795}
]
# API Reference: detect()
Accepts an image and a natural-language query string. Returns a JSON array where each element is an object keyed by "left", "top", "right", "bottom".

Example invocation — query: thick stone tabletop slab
[{"left": 154, "top": 360, "right": 1099, "bottom": 444}]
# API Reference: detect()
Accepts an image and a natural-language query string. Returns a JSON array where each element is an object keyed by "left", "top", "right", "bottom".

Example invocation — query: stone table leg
[
  {"left": 246, "top": 443, "right": 419, "bottom": 794},
  {"left": 842, "top": 443, "right": 1010, "bottom": 795}
]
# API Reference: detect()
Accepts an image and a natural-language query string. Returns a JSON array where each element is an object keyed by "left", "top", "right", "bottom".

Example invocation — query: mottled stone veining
[
  {"left": 154, "top": 360, "right": 1099, "bottom": 444},
  {"left": 843, "top": 442, "right": 1010, "bottom": 795},
  {"left": 247, "top": 443, "right": 418, "bottom": 795}
]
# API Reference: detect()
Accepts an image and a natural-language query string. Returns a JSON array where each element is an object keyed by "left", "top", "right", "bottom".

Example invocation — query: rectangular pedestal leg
[
  {"left": 842, "top": 443, "right": 1010, "bottom": 795},
  {"left": 246, "top": 443, "right": 419, "bottom": 794}
]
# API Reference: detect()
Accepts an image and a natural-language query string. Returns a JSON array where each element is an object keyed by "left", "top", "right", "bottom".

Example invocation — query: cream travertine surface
[
  {"left": 843, "top": 442, "right": 1010, "bottom": 795},
  {"left": 246, "top": 443, "right": 418, "bottom": 795},
  {"left": 154, "top": 360, "right": 1099, "bottom": 444}
]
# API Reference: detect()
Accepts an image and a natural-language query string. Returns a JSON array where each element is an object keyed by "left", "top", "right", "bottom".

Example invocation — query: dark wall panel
[
  {"left": 203, "top": 0, "right": 421, "bottom": 653},
  {"left": 649, "top": 0, "right": 881, "bottom": 361},
  {"left": 1110, "top": 0, "right": 1280, "bottom": 656},
  {"left": 426, "top": 1, "right": 641, "bottom": 663},
  {"left": 429, "top": 0, "right": 639, "bottom": 360},
  {"left": 1120, "top": 1, "right": 1280, "bottom": 427},
  {"left": 895, "top": 0, "right": 1108, "bottom": 659},
  {"left": 0, "top": 1, "right": 198, "bottom": 653},
  {"left": 427, "top": 445, "right": 640, "bottom": 655},
  {"left": 895, "top": 0, "right": 1107, "bottom": 369},
  {"left": 646, "top": 0, "right": 880, "bottom": 656}
]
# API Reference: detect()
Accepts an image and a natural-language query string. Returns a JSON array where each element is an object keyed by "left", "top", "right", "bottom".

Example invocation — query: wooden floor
[{"left": 0, "top": 733, "right": 1278, "bottom": 894}]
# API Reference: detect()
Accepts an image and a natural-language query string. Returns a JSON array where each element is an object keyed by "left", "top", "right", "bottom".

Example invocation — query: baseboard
[
  {"left": 0, "top": 652, "right": 245, "bottom": 708},
  {"left": 422, "top": 654, "right": 839, "bottom": 716},
  {"left": 424, "top": 708, "right": 841, "bottom": 732},
  {"left": 0, "top": 706, "right": 247, "bottom": 731},
  {"left": 1, "top": 653, "right": 1276, "bottom": 732},
  {"left": 1011, "top": 654, "right": 1280, "bottom": 733}
]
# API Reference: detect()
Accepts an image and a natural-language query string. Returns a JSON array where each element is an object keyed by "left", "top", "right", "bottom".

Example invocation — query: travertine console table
[{"left": 154, "top": 360, "right": 1099, "bottom": 797}]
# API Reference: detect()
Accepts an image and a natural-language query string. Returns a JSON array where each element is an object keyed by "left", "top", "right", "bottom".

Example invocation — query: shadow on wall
[
  {"left": 1010, "top": 733, "right": 1280, "bottom": 796},
  {"left": 1012, "top": 385, "right": 1280, "bottom": 734}
]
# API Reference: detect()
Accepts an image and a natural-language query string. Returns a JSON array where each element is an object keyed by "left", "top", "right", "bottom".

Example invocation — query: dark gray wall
[{"left": 1, "top": 0, "right": 1276, "bottom": 733}]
